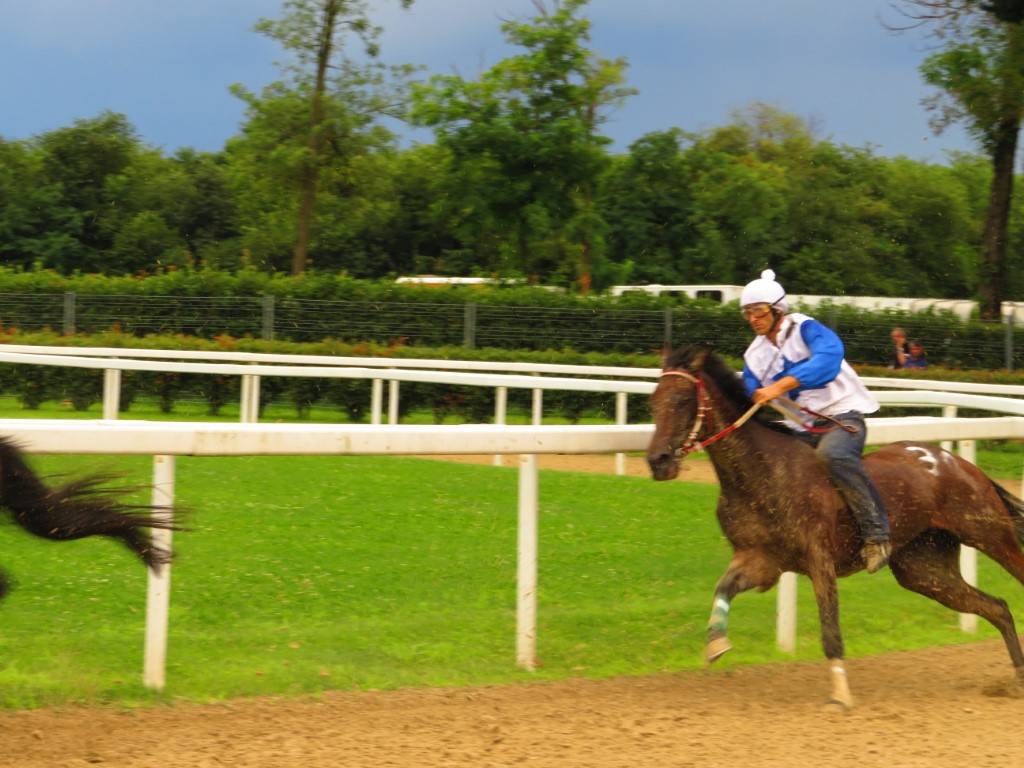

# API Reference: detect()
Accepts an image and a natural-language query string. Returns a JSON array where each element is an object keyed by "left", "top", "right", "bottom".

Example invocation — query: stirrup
[{"left": 861, "top": 541, "right": 891, "bottom": 574}]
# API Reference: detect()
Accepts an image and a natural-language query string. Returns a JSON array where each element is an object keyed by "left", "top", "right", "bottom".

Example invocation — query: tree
[
  {"left": 35, "top": 112, "right": 142, "bottom": 270},
  {"left": 893, "top": 2, "right": 1024, "bottom": 317},
  {"left": 254, "top": 0, "right": 413, "bottom": 275},
  {"left": 227, "top": 68, "right": 406, "bottom": 273},
  {"left": 412, "top": 0, "right": 634, "bottom": 291}
]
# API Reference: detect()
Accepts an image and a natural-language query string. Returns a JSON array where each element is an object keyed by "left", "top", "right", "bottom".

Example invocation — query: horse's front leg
[
  {"left": 807, "top": 557, "right": 853, "bottom": 709},
  {"left": 706, "top": 550, "right": 781, "bottom": 663}
]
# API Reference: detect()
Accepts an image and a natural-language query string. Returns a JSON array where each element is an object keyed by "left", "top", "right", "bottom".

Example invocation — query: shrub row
[{"left": 0, "top": 267, "right": 1021, "bottom": 368}]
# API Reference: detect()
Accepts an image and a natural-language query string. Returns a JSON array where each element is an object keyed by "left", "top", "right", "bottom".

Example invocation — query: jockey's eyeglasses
[{"left": 742, "top": 303, "right": 773, "bottom": 320}]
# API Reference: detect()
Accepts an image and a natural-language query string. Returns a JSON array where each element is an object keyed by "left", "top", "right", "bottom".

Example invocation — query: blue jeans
[{"left": 798, "top": 411, "right": 890, "bottom": 543}]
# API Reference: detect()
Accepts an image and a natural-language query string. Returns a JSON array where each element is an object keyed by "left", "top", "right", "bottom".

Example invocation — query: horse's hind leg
[
  {"left": 705, "top": 550, "right": 781, "bottom": 663},
  {"left": 891, "top": 528, "right": 1024, "bottom": 683}
]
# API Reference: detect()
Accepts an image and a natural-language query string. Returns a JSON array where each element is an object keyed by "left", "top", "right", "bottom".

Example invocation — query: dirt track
[
  {"left": 1, "top": 641, "right": 1020, "bottom": 768},
  {"left": 3, "top": 455, "right": 1022, "bottom": 768}
]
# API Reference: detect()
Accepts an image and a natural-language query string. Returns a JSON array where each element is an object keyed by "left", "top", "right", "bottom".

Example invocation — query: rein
[
  {"left": 659, "top": 369, "right": 857, "bottom": 457},
  {"left": 768, "top": 397, "right": 859, "bottom": 435}
]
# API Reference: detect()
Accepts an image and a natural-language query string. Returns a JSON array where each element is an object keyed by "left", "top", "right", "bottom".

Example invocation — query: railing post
[
  {"left": 388, "top": 379, "right": 400, "bottom": 425},
  {"left": 63, "top": 292, "right": 76, "bottom": 335},
  {"left": 940, "top": 405, "right": 957, "bottom": 453},
  {"left": 144, "top": 454, "right": 175, "bottom": 691},
  {"left": 516, "top": 453, "right": 538, "bottom": 671},
  {"left": 615, "top": 392, "right": 627, "bottom": 476},
  {"left": 102, "top": 368, "right": 121, "bottom": 420},
  {"left": 493, "top": 386, "right": 507, "bottom": 466},
  {"left": 662, "top": 307, "right": 673, "bottom": 351},
  {"left": 240, "top": 373, "right": 261, "bottom": 423},
  {"left": 776, "top": 571, "right": 798, "bottom": 653},
  {"left": 370, "top": 379, "right": 384, "bottom": 425},
  {"left": 262, "top": 294, "right": 275, "bottom": 341},
  {"left": 957, "top": 438, "right": 978, "bottom": 633}
]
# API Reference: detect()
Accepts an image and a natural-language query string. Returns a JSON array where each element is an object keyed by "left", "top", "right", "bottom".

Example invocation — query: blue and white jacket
[{"left": 742, "top": 313, "right": 878, "bottom": 425}]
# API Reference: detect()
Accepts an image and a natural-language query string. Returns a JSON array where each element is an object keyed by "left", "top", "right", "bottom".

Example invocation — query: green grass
[{"left": 0, "top": 453, "right": 1021, "bottom": 709}]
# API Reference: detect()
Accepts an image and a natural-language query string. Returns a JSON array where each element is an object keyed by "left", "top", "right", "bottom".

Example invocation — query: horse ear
[{"left": 689, "top": 345, "right": 713, "bottom": 371}]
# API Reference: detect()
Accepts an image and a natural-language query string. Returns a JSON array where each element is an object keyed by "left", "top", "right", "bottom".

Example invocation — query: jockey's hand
[
  {"left": 752, "top": 376, "right": 800, "bottom": 404},
  {"left": 751, "top": 386, "right": 781, "bottom": 404}
]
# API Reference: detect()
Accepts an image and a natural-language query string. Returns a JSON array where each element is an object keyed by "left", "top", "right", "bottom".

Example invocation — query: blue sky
[{"left": 0, "top": 0, "right": 973, "bottom": 162}]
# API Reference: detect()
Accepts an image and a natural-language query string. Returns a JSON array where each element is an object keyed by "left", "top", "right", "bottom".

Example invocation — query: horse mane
[{"left": 664, "top": 346, "right": 797, "bottom": 436}]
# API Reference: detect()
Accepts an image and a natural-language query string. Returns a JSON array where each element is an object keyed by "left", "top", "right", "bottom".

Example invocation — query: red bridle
[{"left": 658, "top": 369, "right": 762, "bottom": 457}]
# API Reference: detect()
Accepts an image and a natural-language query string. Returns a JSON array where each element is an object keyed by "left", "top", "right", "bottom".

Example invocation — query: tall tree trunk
[
  {"left": 979, "top": 116, "right": 1019, "bottom": 319},
  {"left": 292, "top": 1, "right": 339, "bottom": 276}
]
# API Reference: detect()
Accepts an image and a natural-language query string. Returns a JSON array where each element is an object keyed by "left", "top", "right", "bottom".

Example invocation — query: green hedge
[{"left": 0, "top": 266, "right": 1020, "bottom": 368}]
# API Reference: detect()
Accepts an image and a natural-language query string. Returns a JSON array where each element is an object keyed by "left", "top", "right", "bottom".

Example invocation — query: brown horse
[{"left": 646, "top": 346, "right": 1024, "bottom": 707}]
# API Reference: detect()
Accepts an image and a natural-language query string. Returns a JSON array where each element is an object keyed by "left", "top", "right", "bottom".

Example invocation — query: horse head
[{"left": 646, "top": 345, "right": 713, "bottom": 481}]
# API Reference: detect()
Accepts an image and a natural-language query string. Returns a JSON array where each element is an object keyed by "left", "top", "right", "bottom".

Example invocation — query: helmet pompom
[{"left": 740, "top": 268, "right": 788, "bottom": 312}]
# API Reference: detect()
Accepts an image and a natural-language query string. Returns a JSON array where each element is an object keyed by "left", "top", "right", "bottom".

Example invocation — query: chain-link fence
[{"left": 0, "top": 291, "right": 1019, "bottom": 370}]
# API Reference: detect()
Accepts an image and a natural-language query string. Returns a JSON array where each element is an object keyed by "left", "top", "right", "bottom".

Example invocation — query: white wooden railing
[{"left": 0, "top": 346, "right": 1022, "bottom": 678}]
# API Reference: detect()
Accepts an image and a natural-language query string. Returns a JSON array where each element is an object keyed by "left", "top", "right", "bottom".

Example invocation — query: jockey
[{"left": 738, "top": 269, "right": 892, "bottom": 573}]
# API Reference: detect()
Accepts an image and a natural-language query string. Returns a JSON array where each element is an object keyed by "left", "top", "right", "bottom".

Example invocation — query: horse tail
[
  {"left": 0, "top": 437, "right": 180, "bottom": 573},
  {"left": 991, "top": 480, "right": 1024, "bottom": 546}
]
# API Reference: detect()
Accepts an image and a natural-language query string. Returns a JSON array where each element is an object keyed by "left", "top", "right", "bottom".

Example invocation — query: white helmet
[{"left": 740, "top": 269, "right": 788, "bottom": 312}]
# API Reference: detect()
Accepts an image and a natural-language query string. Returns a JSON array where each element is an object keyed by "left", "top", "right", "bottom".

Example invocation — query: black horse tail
[
  {"left": 991, "top": 480, "right": 1024, "bottom": 546},
  {"left": 0, "top": 438, "right": 180, "bottom": 572}
]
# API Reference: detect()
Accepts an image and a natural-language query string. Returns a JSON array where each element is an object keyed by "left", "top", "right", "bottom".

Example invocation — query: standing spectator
[
  {"left": 903, "top": 340, "right": 928, "bottom": 369},
  {"left": 890, "top": 327, "right": 910, "bottom": 369}
]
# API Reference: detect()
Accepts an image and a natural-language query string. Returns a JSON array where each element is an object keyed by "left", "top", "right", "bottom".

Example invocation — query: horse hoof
[
  {"left": 705, "top": 636, "right": 732, "bottom": 664},
  {"left": 823, "top": 697, "right": 853, "bottom": 713},
  {"left": 982, "top": 680, "right": 1024, "bottom": 699}
]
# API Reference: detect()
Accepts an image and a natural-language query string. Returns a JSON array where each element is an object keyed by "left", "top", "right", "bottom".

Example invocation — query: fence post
[
  {"left": 370, "top": 379, "right": 384, "bottom": 425},
  {"left": 463, "top": 303, "right": 477, "bottom": 349},
  {"left": 1005, "top": 308, "right": 1014, "bottom": 372},
  {"left": 493, "top": 386, "right": 507, "bottom": 466},
  {"left": 388, "top": 379, "right": 400, "bottom": 425},
  {"left": 516, "top": 453, "right": 538, "bottom": 671},
  {"left": 63, "top": 292, "right": 76, "bottom": 335},
  {"left": 776, "top": 571, "right": 798, "bottom": 653},
  {"left": 102, "top": 368, "right": 121, "bottom": 420},
  {"left": 143, "top": 454, "right": 175, "bottom": 691},
  {"left": 940, "top": 405, "right": 957, "bottom": 453},
  {"left": 239, "top": 373, "right": 261, "bottom": 423},
  {"left": 615, "top": 392, "right": 627, "bottom": 476},
  {"left": 662, "top": 308, "right": 673, "bottom": 351},
  {"left": 957, "top": 439, "right": 978, "bottom": 633},
  {"left": 262, "top": 294, "right": 275, "bottom": 341}
]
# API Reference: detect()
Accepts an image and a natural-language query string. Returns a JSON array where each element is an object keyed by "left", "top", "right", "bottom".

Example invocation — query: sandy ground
[
  {"left": 1, "top": 641, "right": 1021, "bottom": 768},
  {"left": 3, "top": 454, "right": 1023, "bottom": 768}
]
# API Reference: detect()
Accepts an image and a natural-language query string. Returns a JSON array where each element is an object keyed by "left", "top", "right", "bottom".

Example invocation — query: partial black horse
[
  {"left": 0, "top": 437, "right": 178, "bottom": 599},
  {"left": 646, "top": 346, "right": 1024, "bottom": 707}
]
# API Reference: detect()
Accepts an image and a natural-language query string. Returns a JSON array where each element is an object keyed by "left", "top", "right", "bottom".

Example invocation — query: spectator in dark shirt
[{"left": 903, "top": 340, "right": 928, "bottom": 369}]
